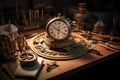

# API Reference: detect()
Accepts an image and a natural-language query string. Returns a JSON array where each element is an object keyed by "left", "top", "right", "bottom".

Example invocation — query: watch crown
[
  {"left": 58, "top": 13, "right": 61, "bottom": 17},
  {"left": 57, "top": 13, "right": 65, "bottom": 18}
]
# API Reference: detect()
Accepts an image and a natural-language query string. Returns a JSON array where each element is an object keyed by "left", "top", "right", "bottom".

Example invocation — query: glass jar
[{"left": 74, "top": 3, "right": 89, "bottom": 30}]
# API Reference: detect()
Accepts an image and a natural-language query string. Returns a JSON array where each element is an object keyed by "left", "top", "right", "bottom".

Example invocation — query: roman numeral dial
[{"left": 46, "top": 18, "right": 71, "bottom": 41}]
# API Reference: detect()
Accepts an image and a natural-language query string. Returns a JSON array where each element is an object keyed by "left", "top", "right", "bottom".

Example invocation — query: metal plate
[{"left": 30, "top": 32, "right": 91, "bottom": 60}]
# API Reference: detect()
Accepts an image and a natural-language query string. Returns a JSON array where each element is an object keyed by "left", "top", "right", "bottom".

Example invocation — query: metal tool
[
  {"left": 98, "top": 40, "right": 120, "bottom": 51},
  {"left": 46, "top": 61, "right": 59, "bottom": 72},
  {"left": 97, "top": 40, "right": 119, "bottom": 52},
  {"left": 88, "top": 49, "right": 103, "bottom": 56}
]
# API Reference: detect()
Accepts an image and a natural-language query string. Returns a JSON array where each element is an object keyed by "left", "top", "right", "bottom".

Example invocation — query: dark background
[
  {"left": 0, "top": 0, "right": 120, "bottom": 79},
  {"left": 1, "top": 0, "right": 118, "bottom": 36}
]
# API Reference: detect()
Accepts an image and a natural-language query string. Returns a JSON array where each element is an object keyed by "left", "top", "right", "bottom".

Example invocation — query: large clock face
[{"left": 46, "top": 18, "right": 70, "bottom": 41}]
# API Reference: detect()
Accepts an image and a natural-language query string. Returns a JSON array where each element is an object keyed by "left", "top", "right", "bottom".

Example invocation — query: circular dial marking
[{"left": 47, "top": 19, "right": 70, "bottom": 40}]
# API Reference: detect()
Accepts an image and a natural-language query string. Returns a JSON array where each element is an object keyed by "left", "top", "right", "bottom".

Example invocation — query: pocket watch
[
  {"left": 45, "top": 16, "right": 73, "bottom": 48},
  {"left": 46, "top": 17, "right": 71, "bottom": 41}
]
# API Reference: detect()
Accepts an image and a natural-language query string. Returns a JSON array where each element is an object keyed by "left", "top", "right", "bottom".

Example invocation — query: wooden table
[
  {"left": 37, "top": 43, "right": 120, "bottom": 80},
  {"left": 1, "top": 29, "right": 120, "bottom": 80},
  {"left": 26, "top": 29, "right": 120, "bottom": 80}
]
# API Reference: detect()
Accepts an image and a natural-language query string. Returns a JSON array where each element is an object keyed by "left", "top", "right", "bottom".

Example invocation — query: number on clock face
[{"left": 48, "top": 20, "right": 69, "bottom": 40}]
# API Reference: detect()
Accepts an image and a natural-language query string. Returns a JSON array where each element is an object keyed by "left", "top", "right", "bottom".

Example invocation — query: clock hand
[
  {"left": 52, "top": 25, "right": 58, "bottom": 30},
  {"left": 52, "top": 25, "right": 61, "bottom": 38},
  {"left": 59, "top": 30, "right": 66, "bottom": 35},
  {"left": 58, "top": 26, "right": 66, "bottom": 36},
  {"left": 57, "top": 29, "right": 60, "bottom": 39},
  {"left": 52, "top": 25, "right": 66, "bottom": 36}
]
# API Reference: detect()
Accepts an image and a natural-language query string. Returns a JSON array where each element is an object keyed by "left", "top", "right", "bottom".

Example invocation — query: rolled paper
[
  {"left": 16, "top": 6, "right": 19, "bottom": 21},
  {"left": 34, "top": 11, "right": 37, "bottom": 22},
  {"left": 29, "top": 9, "right": 32, "bottom": 24},
  {"left": 41, "top": 9, "right": 44, "bottom": 22},
  {"left": 23, "top": 14, "right": 28, "bottom": 27},
  {"left": 22, "top": 11, "right": 26, "bottom": 20},
  {"left": 8, "top": 20, "right": 12, "bottom": 32},
  {"left": 36, "top": 10, "right": 39, "bottom": 21},
  {"left": 31, "top": 9, "right": 33, "bottom": 21},
  {"left": 1, "top": 12, "right": 5, "bottom": 24},
  {"left": 36, "top": 24, "right": 39, "bottom": 28}
]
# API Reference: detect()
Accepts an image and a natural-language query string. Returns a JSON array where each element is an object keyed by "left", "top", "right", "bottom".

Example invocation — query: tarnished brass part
[
  {"left": 44, "top": 33, "right": 74, "bottom": 48},
  {"left": 30, "top": 32, "right": 90, "bottom": 60},
  {"left": 0, "top": 34, "right": 17, "bottom": 60},
  {"left": 0, "top": 32, "right": 28, "bottom": 61},
  {"left": 18, "top": 52, "right": 37, "bottom": 67},
  {"left": 46, "top": 61, "right": 59, "bottom": 72}
]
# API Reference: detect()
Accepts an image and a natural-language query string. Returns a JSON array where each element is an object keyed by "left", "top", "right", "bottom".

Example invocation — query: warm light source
[{"left": 0, "top": 24, "right": 25, "bottom": 62}]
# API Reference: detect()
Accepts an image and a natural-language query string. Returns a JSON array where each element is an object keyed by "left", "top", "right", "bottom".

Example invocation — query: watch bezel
[{"left": 46, "top": 17, "right": 71, "bottom": 41}]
